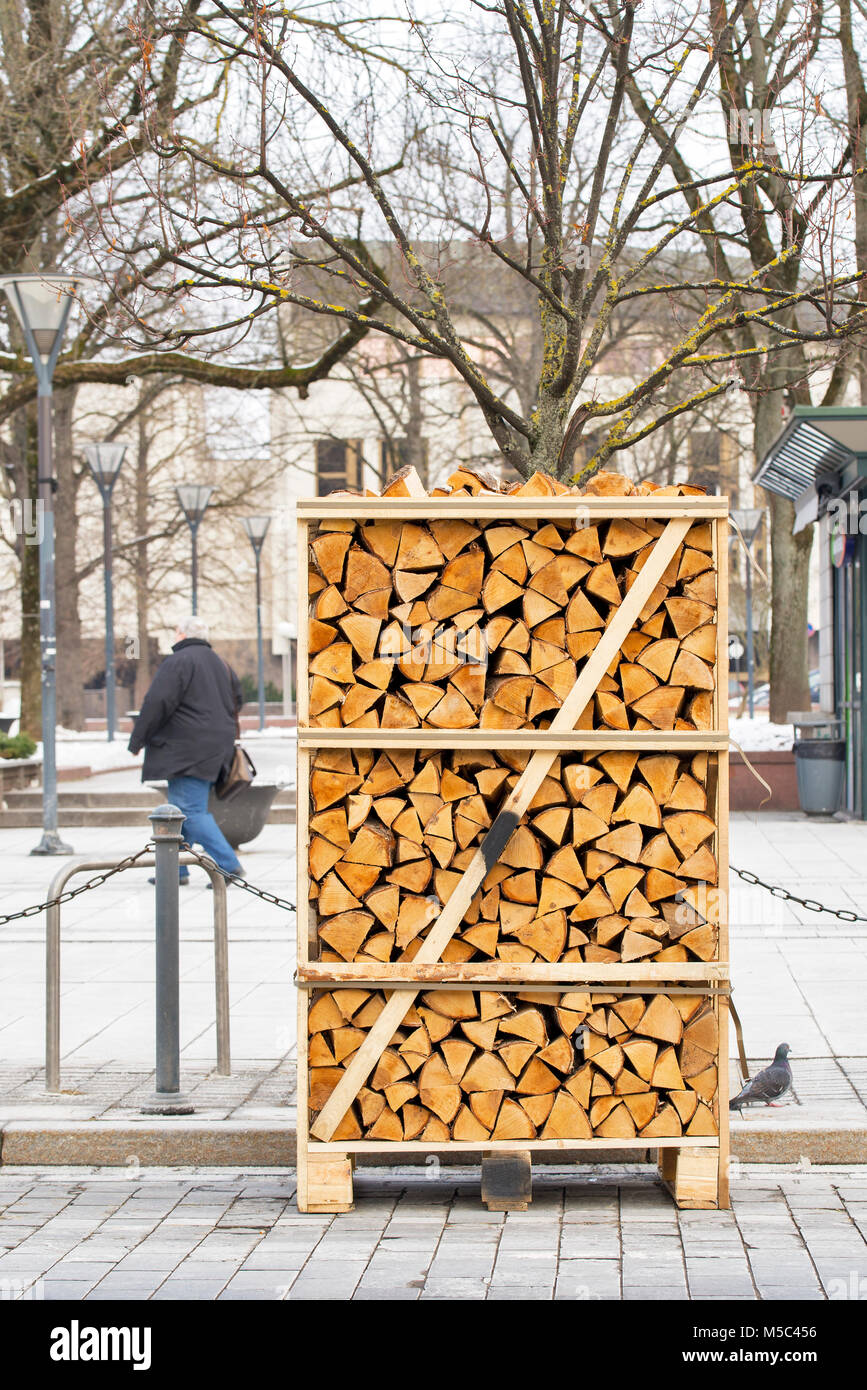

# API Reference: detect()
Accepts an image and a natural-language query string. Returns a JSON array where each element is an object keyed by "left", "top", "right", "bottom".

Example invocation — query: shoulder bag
[{"left": 215, "top": 660, "right": 257, "bottom": 801}]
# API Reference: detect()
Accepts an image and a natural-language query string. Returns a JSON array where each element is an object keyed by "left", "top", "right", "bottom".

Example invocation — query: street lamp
[
  {"left": 175, "top": 484, "right": 214, "bottom": 615},
  {"left": 0, "top": 271, "right": 95, "bottom": 856},
  {"left": 731, "top": 507, "right": 765, "bottom": 719},
  {"left": 242, "top": 515, "right": 271, "bottom": 732},
  {"left": 83, "top": 443, "right": 127, "bottom": 742}
]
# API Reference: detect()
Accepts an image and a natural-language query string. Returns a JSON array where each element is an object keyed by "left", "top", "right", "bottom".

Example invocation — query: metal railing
[{"left": 44, "top": 817, "right": 230, "bottom": 1094}]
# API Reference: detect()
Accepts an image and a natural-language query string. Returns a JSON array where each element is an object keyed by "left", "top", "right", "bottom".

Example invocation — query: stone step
[
  {"left": 3, "top": 788, "right": 296, "bottom": 810},
  {"left": 4, "top": 789, "right": 162, "bottom": 808},
  {"left": 0, "top": 805, "right": 297, "bottom": 829}
]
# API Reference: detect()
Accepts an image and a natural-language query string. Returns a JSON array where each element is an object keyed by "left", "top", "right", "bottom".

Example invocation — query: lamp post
[
  {"left": 242, "top": 515, "right": 271, "bottom": 732},
  {"left": 0, "top": 271, "right": 94, "bottom": 856},
  {"left": 731, "top": 507, "right": 765, "bottom": 719},
  {"left": 83, "top": 443, "right": 127, "bottom": 742},
  {"left": 175, "top": 484, "right": 214, "bottom": 615}
]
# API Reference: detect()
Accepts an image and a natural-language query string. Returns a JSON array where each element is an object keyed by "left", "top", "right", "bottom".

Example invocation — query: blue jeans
[{"left": 167, "top": 776, "right": 242, "bottom": 878}]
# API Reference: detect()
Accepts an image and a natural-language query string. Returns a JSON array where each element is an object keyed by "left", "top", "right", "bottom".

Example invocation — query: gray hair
[{"left": 176, "top": 614, "right": 209, "bottom": 641}]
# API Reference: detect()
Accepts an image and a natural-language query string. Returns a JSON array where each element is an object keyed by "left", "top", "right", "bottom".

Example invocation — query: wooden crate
[{"left": 296, "top": 485, "right": 730, "bottom": 1212}]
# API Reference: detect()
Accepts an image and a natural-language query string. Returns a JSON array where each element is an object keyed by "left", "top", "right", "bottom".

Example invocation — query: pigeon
[{"left": 729, "top": 1043, "right": 792, "bottom": 1110}]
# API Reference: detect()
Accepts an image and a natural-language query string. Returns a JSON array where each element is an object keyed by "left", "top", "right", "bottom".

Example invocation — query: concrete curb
[
  {"left": 2, "top": 1119, "right": 865, "bottom": 1167},
  {"left": 0, "top": 1121, "right": 296, "bottom": 1167},
  {"left": 731, "top": 1122, "right": 867, "bottom": 1165}
]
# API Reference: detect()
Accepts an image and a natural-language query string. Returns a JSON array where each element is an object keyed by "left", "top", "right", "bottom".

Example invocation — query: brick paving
[
  {"left": 0, "top": 1062, "right": 296, "bottom": 1122},
  {"left": 0, "top": 1164, "right": 865, "bottom": 1301}
]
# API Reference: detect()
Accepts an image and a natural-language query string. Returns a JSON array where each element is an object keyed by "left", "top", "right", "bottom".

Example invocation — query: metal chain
[
  {"left": 0, "top": 844, "right": 154, "bottom": 926},
  {"left": 0, "top": 841, "right": 297, "bottom": 926},
  {"left": 731, "top": 865, "right": 867, "bottom": 923},
  {"left": 2, "top": 841, "right": 856, "bottom": 930},
  {"left": 180, "top": 844, "right": 297, "bottom": 913}
]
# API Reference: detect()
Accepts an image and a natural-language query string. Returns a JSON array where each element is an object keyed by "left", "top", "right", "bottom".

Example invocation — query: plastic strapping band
[
  {"left": 727, "top": 515, "right": 769, "bottom": 585},
  {"left": 729, "top": 736, "right": 773, "bottom": 808},
  {"left": 728, "top": 993, "right": 750, "bottom": 1083}
]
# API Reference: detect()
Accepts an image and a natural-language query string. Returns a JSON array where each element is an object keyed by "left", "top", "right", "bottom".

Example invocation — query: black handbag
[
  {"left": 215, "top": 657, "right": 256, "bottom": 800},
  {"left": 215, "top": 742, "right": 256, "bottom": 801}
]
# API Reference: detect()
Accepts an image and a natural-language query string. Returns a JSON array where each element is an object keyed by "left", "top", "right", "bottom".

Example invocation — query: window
[
  {"left": 316, "top": 438, "right": 361, "bottom": 494},
  {"left": 204, "top": 388, "right": 270, "bottom": 460}
]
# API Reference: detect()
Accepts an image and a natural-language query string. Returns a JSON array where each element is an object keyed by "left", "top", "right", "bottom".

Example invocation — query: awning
[{"left": 754, "top": 408, "right": 862, "bottom": 501}]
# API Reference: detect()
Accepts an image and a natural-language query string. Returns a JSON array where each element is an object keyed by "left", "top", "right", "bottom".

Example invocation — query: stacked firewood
[
  {"left": 308, "top": 469, "right": 717, "bottom": 733},
  {"left": 304, "top": 467, "right": 724, "bottom": 1152},
  {"left": 310, "top": 746, "right": 718, "bottom": 964},
  {"left": 308, "top": 986, "right": 719, "bottom": 1142}
]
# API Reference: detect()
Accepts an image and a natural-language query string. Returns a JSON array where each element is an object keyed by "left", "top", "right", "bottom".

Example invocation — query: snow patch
[
  {"left": 50, "top": 733, "right": 141, "bottom": 771},
  {"left": 729, "top": 716, "right": 794, "bottom": 751}
]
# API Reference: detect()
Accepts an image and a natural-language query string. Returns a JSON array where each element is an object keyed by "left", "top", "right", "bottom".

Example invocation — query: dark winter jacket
[{"left": 128, "top": 638, "right": 243, "bottom": 783}]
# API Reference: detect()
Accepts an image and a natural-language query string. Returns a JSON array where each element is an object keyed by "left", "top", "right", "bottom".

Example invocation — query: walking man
[{"left": 129, "top": 615, "right": 244, "bottom": 883}]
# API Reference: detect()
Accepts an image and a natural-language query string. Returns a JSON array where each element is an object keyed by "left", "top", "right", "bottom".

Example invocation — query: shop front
[{"left": 755, "top": 406, "right": 867, "bottom": 818}]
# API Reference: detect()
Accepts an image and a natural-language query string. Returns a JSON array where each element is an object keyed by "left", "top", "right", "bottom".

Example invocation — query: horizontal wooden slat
[
  {"left": 308, "top": 1136, "right": 720, "bottom": 1153},
  {"left": 299, "top": 729, "right": 731, "bottom": 751},
  {"left": 297, "top": 496, "right": 729, "bottom": 521},
  {"left": 298, "top": 962, "right": 729, "bottom": 983}
]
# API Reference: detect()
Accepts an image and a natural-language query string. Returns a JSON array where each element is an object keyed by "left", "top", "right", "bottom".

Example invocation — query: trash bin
[
  {"left": 788, "top": 712, "right": 845, "bottom": 815},
  {"left": 793, "top": 739, "right": 845, "bottom": 814}
]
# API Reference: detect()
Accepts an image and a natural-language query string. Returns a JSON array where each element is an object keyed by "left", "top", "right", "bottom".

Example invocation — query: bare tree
[
  {"left": 96, "top": 1, "right": 866, "bottom": 485},
  {"left": 11, "top": 2, "right": 867, "bottom": 727},
  {"left": 0, "top": 0, "right": 379, "bottom": 731},
  {"left": 627, "top": 0, "right": 863, "bottom": 718}
]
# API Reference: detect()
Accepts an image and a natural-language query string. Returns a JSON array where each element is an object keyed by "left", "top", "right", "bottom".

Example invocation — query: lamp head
[
  {"left": 0, "top": 272, "right": 94, "bottom": 366},
  {"left": 242, "top": 514, "right": 271, "bottom": 547},
  {"left": 83, "top": 443, "right": 127, "bottom": 492},
  {"left": 176, "top": 483, "right": 215, "bottom": 526}
]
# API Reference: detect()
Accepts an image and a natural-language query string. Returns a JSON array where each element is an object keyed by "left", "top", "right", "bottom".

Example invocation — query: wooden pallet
[{"left": 295, "top": 487, "right": 730, "bottom": 1212}]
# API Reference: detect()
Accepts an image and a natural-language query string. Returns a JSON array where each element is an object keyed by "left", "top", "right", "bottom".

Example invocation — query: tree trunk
[
  {"left": 766, "top": 492, "right": 813, "bottom": 722},
  {"left": 839, "top": 1, "right": 867, "bottom": 404},
  {"left": 530, "top": 387, "right": 567, "bottom": 481},
  {"left": 755, "top": 394, "right": 812, "bottom": 722},
  {"left": 53, "top": 386, "right": 85, "bottom": 729}
]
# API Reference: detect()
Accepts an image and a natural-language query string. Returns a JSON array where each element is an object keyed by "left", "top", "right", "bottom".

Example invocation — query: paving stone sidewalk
[{"left": 0, "top": 1164, "right": 865, "bottom": 1301}]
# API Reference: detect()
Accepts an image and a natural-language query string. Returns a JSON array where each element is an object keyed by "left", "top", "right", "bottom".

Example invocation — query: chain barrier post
[
  {"left": 45, "top": 867, "right": 66, "bottom": 1092},
  {"left": 143, "top": 805, "right": 194, "bottom": 1114}
]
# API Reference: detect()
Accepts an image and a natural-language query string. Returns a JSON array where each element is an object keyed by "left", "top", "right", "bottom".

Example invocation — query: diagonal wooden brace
[{"left": 310, "top": 516, "right": 692, "bottom": 1141}]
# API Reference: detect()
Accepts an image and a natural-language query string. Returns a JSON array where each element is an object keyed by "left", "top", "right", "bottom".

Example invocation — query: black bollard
[{"left": 142, "top": 804, "right": 194, "bottom": 1115}]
